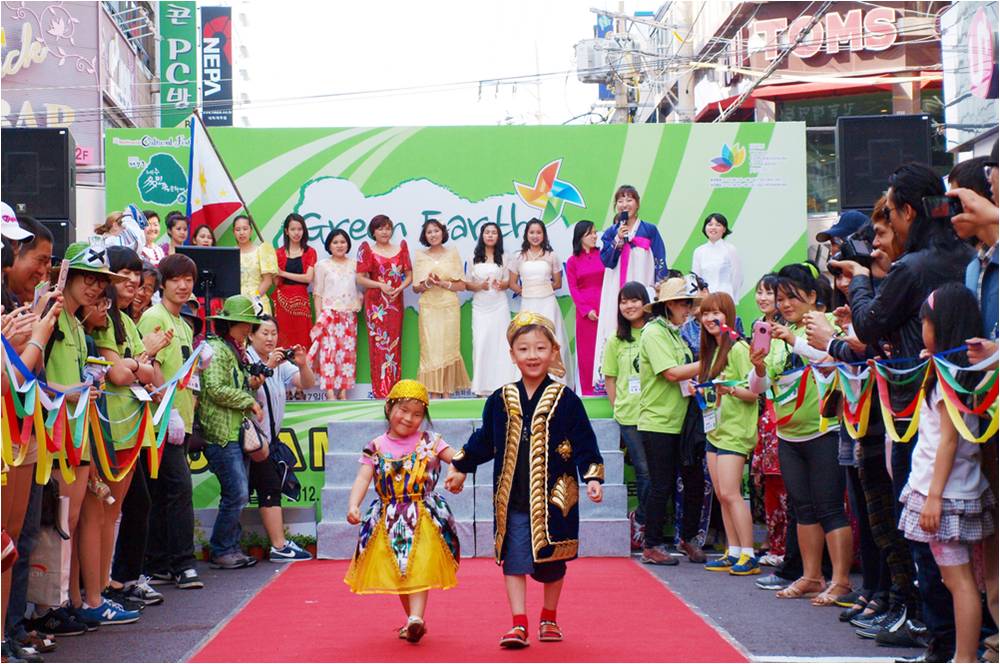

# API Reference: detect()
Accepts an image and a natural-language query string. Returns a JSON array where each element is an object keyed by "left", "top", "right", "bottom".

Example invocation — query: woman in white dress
[
  {"left": 691, "top": 212, "right": 743, "bottom": 299},
  {"left": 508, "top": 218, "right": 574, "bottom": 388},
  {"left": 465, "top": 222, "right": 518, "bottom": 395}
]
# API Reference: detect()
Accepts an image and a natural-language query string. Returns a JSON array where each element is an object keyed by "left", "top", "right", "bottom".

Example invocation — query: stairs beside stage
[{"left": 317, "top": 418, "right": 629, "bottom": 560}]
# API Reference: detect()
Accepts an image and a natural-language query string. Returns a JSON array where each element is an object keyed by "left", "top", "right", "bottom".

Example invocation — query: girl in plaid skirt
[{"left": 899, "top": 284, "right": 995, "bottom": 664}]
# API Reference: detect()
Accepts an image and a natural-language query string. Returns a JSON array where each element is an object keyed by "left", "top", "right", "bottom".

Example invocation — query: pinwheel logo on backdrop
[
  {"left": 514, "top": 159, "right": 586, "bottom": 225},
  {"left": 710, "top": 143, "right": 746, "bottom": 173}
]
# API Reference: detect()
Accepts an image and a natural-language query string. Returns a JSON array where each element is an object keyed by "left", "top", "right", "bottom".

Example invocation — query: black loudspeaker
[
  {"left": 40, "top": 220, "right": 74, "bottom": 263},
  {"left": 836, "top": 114, "right": 932, "bottom": 210},
  {"left": 1, "top": 128, "right": 76, "bottom": 221}
]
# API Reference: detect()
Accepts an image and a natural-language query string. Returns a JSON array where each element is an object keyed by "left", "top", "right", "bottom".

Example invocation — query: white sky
[{"left": 239, "top": 0, "right": 653, "bottom": 127}]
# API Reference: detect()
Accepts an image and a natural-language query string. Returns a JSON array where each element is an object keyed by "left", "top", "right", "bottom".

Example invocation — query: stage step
[
  {"left": 318, "top": 419, "right": 630, "bottom": 560},
  {"left": 323, "top": 449, "right": 624, "bottom": 487}
]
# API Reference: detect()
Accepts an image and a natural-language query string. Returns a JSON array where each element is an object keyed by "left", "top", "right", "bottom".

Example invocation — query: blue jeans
[
  {"left": 891, "top": 434, "right": 956, "bottom": 650},
  {"left": 620, "top": 424, "right": 650, "bottom": 524},
  {"left": 204, "top": 442, "right": 249, "bottom": 558}
]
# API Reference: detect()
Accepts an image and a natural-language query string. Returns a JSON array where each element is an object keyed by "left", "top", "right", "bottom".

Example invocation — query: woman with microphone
[{"left": 592, "top": 185, "right": 669, "bottom": 393}]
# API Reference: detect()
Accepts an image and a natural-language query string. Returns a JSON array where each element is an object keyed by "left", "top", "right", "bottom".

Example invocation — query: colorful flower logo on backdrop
[
  {"left": 709, "top": 143, "right": 746, "bottom": 173},
  {"left": 514, "top": 159, "right": 586, "bottom": 225}
]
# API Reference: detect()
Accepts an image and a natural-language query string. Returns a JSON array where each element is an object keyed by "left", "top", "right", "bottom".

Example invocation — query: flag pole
[{"left": 191, "top": 110, "right": 264, "bottom": 243}]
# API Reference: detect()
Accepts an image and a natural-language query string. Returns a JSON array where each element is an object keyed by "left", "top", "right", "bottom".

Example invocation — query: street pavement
[
  {"left": 640, "top": 551, "right": 918, "bottom": 661},
  {"left": 40, "top": 561, "right": 283, "bottom": 663}
]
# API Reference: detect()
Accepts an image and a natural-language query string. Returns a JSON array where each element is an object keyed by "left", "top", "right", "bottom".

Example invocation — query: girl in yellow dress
[{"left": 344, "top": 380, "right": 460, "bottom": 643}]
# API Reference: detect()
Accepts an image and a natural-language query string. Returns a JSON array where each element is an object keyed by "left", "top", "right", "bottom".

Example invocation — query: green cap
[
  {"left": 52, "top": 239, "right": 128, "bottom": 282},
  {"left": 208, "top": 294, "right": 262, "bottom": 325}
]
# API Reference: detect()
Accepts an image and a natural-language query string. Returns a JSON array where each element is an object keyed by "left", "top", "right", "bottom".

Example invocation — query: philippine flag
[{"left": 186, "top": 112, "right": 245, "bottom": 237}]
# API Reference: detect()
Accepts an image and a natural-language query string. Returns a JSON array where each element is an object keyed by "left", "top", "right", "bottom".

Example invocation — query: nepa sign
[{"left": 751, "top": 7, "right": 898, "bottom": 61}]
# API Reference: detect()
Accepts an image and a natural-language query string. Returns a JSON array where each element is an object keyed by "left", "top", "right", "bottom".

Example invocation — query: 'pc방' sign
[{"left": 159, "top": 1, "right": 197, "bottom": 128}]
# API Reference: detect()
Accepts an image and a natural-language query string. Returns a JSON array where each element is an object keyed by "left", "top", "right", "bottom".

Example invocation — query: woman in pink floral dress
[
  {"left": 309, "top": 229, "right": 362, "bottom": 400},
  {"left": 356, "top": 215, "right": 412, "bottom": 399},
  {"left": 749, "top": 275, "right": 787, "bottom": 565}
]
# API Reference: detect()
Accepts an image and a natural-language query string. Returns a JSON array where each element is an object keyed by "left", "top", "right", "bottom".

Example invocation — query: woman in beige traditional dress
[
  {"left": 412, "top": 219, "right": 470, "bottom": 397},
  {"left": 234, "top": 214, "right": 278, "bottom": 315}
]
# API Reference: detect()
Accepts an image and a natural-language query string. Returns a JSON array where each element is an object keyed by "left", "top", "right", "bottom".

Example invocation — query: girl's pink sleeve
[
  {"left": 434, "top": 434, "right": 449, "bottom": 455},
  {"left": 358, "top": 440, "right": 378, "bottom": 466}
]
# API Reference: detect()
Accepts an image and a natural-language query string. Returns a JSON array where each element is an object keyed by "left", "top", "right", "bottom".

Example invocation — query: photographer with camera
[
  {"left": 811, "top": 216, "right": 922, "bottom": 647},
  {"left": 245, "top": 314, "right": 315, "bottom": 563},
  {"left": 817, "top": 209, "right": 868, "bottom": 258},
  {"left": 199, "top": 295, "right": 265, "bottom": 571},
  {"left": 948, "top": 150, "right": 998, "bottom": 367},
  {"left": 831, "top": 162, "right": 973, "bottom": 663}
]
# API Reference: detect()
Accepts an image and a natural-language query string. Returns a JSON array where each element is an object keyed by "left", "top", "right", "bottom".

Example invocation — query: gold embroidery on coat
[
  {"left": 529, "top": 384, "right": 563, "bottom": 557},
  {"left": 549, "top": 474, "right": 579, "bottom": 518},
  {"left": 583, "top": 463, "right": 605, "bottom": 482},
  {"left": 493, "top": 384, "right": 523, "bottom": 563},
  {"left": 556, "top": 439, "right": 572, "bottom": 461}
]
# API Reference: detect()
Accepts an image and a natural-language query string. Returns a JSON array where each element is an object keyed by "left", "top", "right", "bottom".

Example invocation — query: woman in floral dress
[
  {"left": 356, "top": 215, "right": 412, "bottom": 398},
  {"left": 309, "top": 229, "right": 361, "bottom": 400}
]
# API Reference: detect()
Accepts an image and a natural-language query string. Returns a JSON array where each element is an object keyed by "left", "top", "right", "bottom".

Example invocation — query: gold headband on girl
[{"left": 386, "top": 379, "right": 430, "bottom": 407}]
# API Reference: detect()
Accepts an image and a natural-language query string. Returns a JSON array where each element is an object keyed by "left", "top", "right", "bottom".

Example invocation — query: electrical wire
[
  {"left": 4, "top": 9, "right": 956, "bottom": 127},
  {"left": 716, "top": 1, "right": 832, "bottom": 122}
]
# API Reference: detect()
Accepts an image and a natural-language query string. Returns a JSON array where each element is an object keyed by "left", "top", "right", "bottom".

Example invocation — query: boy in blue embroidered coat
[{"left": 445, "top": 311, "right": 605, "bottom": 649}]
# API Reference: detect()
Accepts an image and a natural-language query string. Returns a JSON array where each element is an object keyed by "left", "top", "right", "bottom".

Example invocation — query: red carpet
[{"left": 190, "top": 558, "right": 747, "bottom": 663}]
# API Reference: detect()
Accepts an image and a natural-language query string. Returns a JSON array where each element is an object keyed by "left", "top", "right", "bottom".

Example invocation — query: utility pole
[
  {"left": 675, "top": 1, "right": 696, "bottom": 122},
  {"left": 610, "top": 0, "right": 630, "bottom": 124}
]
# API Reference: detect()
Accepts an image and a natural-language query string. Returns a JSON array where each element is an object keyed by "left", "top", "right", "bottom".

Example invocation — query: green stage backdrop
[{"left": 105, "top": 123, "right": 806, "bottom": 510}]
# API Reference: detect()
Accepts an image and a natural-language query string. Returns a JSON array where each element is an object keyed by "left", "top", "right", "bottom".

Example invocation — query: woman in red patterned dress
[
  {"left": 274, "top": 213, "right": 317, "bottom": 349},
  {"left": 356, "top": 215, "right": 412, "bottom": 399}
]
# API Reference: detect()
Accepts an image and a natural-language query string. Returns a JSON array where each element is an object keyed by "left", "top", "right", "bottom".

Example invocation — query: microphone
[{"left": 615, "top": 211, "right": 628, "bottom": 226}]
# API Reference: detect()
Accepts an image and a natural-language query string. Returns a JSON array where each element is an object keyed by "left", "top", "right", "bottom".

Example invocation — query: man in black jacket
[{"left": 832, "top": 162, "right": 974, "bottom": 663}]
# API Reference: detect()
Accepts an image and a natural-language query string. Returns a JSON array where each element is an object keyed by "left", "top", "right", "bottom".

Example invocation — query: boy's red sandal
[
  {"left": 499, "top": 625, "right": 530, "bottom": 649},
  {"left": 538, "top": 620, "right": 563, "bottom": 642}
]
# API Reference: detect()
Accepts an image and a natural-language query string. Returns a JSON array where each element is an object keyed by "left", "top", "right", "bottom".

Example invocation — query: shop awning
[
  {"left": 694, "top": 73, "right": 943, "bottom": 121},
  {"left": 694, "top": 94, "right": 755, "bottom": 122}
]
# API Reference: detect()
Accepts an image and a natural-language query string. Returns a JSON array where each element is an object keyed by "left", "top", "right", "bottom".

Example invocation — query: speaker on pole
[
  {"left": 836, "top": 114, "right": 932, "bottom": 211},
  {"left": 39, "top": 220, "right": 75, "bottom": 263},
  {"left": 1, "top": 128, "right": 77, "bottom": 222}
]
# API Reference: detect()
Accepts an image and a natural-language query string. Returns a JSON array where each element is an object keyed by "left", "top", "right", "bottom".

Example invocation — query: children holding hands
[{"left": 343, "top": 313, "right": 606, "bottom": 649}]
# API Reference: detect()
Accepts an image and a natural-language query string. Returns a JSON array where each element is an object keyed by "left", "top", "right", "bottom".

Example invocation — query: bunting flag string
[
  {"left": 773, "top": 366, "right": 813, "bottom": 427},
  {"left": 1, "top": 335, "right": 205, "bottom": 482}
]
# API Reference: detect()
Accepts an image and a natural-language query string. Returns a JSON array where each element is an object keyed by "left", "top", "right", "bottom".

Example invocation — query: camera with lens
[
  {"left": 832, "top": 233, "right": 874, "bottom": 268},
  {"left": 248, "top": 362, "right": 274, "bottom": 378},
  {"left": 281, "top": 348, "right": 296, "bottom": 362}
]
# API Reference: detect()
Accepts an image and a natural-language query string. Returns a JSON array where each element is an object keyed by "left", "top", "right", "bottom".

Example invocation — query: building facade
[
  {"left": 2, "top": 1, "right": 160, "bottom": 233},
  {"left": 650, "top": 2, "right": 950, "bottom": 218},
  {"left": 939, "top": 1, "right": 998, "bottom": 157}
]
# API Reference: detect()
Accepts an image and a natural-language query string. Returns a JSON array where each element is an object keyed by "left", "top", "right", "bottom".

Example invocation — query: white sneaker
[{"left": 759, "top": 553, "right": 784, "bottom": 567}]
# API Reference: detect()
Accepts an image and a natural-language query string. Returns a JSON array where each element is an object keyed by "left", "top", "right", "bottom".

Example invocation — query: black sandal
[{"left": 838, "top": 594, "right": 869, "bottom": 622}]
